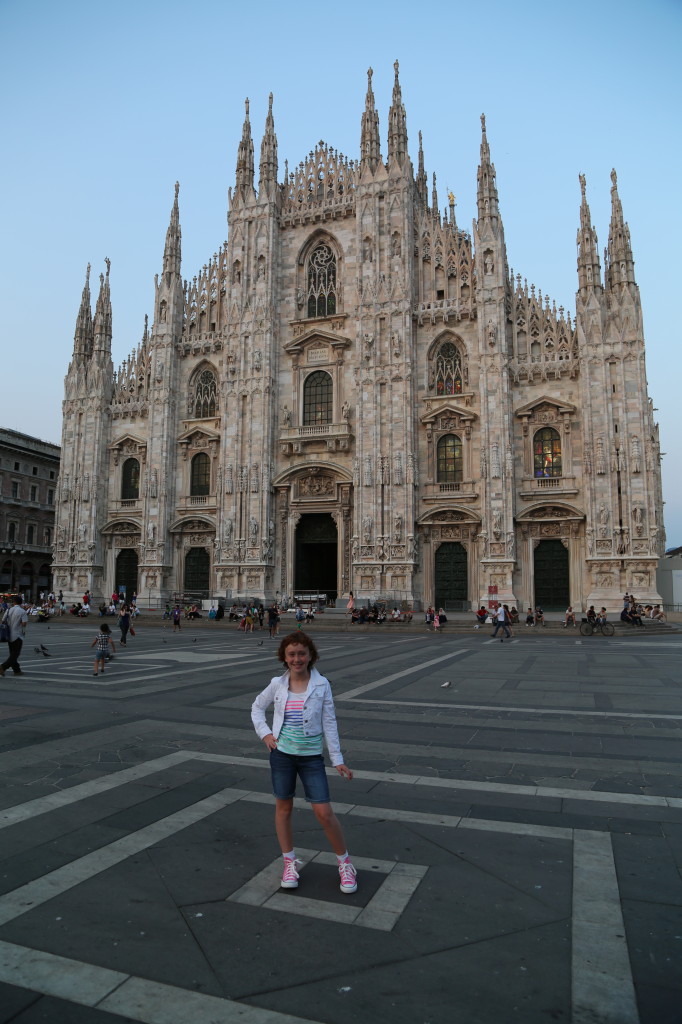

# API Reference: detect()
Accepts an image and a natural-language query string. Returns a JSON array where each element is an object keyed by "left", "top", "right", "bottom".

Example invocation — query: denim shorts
[
  {"left": 269, "top": 748, "right": 330, "bottom": 804},
  {"left": 95, "top": 651, "right": 106, "bottom": 662}
]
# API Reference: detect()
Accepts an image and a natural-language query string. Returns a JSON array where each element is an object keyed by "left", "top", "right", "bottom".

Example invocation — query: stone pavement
[{"left": 0, "top": 620, "right": 681, "bottom": 1023}]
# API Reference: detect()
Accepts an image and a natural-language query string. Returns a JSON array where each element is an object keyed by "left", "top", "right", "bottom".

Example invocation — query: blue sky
[{"left": 1, "top": 0, "right": 680, "bottom": 545}]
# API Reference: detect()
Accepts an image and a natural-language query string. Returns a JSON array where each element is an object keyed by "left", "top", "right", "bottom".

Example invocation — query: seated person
[
  {"left": 98, "top": 603, "right": 108, "bottom": 617},
  {"left": 586, "top": 605, "right": 597, "bottom": 623},
  {"left": 509, "top": 606, "right": 520, "bottom": 624},
  {"left": 208, "top": 606, "right": 217, "bottom": 620},
  {"left": 358, "top": 606, "right": 369, "bottom": 623},
  {"left": 437, "top": 607, "right": 448, "bottom": 624},
  {"left": 596, "top": 607, "right": 608, "bottom": 625},
  {"left": 215, "top": 604, "right": 225, "bottom": 620},
  {"left": 534, "top": 606, "right": 545, "bottom": 626},
  {"left": 651, "top": 604, "right": 666, "bottom": 621},
  {"left": 620, "top": 607, "right": 635, "bottom": 625},
  {"left": 627, "top": 606, "right": 643, "bottom": 626},
  {"left": 564, "top": 606, "right": 576, "bottom": 627},
  {"left": 525, "top": 607, "right": 535, "bottom": 626},
  {"left": 391, "top": 607, "right": 402, "bottom": 621},
  {"left": 475, "top": 606, "right": 488, "bottom": 626},
  {"left": 350, "top": 608, "right": 360, "bottom": 624}
]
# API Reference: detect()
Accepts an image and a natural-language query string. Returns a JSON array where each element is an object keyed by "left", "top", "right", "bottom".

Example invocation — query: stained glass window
[
  {"left": 303, "top": 371, "right": 333, "bottom": 425},
  {"left": 194, "top": 369, "right": 217, "bottom": 418},
  {"left": 437, "top": 434, "right": 463, "bottom": 483},
  {"left": 435, "top": 341, "right": 463, "bottom": 395},
  {"left": 534, "top": 427, "right": 562, "bottom": 477},
  {"left": 307, "top": 244, "right": 337, "bottom": 318}
]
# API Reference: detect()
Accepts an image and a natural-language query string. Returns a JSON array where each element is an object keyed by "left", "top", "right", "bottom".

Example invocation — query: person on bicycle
[{"left": 586, "top": 605, "right": 597, "bottom": 624}]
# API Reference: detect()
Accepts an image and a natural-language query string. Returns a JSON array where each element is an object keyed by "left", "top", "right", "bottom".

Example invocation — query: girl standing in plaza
[
  {"left": 251, "top": 631, "right": 357, "bottom": 894},
  {"left": 91, "top": 623, "right": 115, "bottom": 676}
]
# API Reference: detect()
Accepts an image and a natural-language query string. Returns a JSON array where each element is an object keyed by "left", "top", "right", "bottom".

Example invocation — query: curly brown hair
[{"left": 277, "top": 631, "right": 319, "bottom": 667}]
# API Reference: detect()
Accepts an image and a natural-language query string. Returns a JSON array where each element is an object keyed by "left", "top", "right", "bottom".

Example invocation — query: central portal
[{"left": 295, "top": 513, "right": 337, "bottom": 603}]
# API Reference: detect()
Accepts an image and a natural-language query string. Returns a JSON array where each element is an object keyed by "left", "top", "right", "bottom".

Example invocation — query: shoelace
[
  {"left": 282, "top": 858, "right": 300, "bottom": 882},
  {"left": 339, "top": 861, "right": 356, "bottom": 883}
]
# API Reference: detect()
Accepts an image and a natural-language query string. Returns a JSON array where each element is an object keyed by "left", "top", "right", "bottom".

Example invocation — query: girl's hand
[
  {"left": 263, "top": 734, "right": 278, "bottom": 751},
  {"left": 335, "top": 764, "right": 353, "bottom": 780}
]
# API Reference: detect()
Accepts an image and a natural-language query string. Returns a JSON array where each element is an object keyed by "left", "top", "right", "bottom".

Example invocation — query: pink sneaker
[
  {"left": 338, "top": 859, "right": 357, "bottom": 894},
  {"left": 281, "top": 857, "right": 301, "bottom": 889}
]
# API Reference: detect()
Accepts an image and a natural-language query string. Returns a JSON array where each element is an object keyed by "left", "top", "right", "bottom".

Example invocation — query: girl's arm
[
  {"left": 251, "top": 680, "right": 277, "bottom": 740},
  {"left": 320, "top": 682, "right": 347, "bottom": 769},
  {"left": 91, "top": 637, "right": 97, "bottom": 647}
]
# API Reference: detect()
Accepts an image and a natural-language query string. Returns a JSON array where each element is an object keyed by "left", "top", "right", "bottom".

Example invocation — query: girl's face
[{"left": 284, "top": 643, "right": 311, "bottom": 673}]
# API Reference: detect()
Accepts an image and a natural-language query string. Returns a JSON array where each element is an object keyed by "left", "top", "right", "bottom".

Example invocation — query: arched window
[
  {"left": 190, "top": 452, "right": 211, "bottom": 496},
  {"left": 121, "top": 458, "right": 140, "bottom": 500},
  {"left": 437, "top": 434, "right": 463, "bottom": 483},
  {"left": 534, "top": 427, "right": 562, "bottom": 478},
  {"left": 435, "top": 341, "right": 463, "bottom": 395},
  {"left": 307, "top": 244, "right": 337, "bottom": 318},
  {"left": 194, "top": 369, "right": 217, "bottom": 418},
  {"left": 303, "top": 371, "right": 333, "bottom": 426}
]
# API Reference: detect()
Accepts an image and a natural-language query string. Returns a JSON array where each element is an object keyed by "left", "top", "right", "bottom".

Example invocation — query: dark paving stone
[
  {"left": 613, "top": 834, "right": 682, "bottom": 905},
  {"left": 622, "top": 898, "right": 682, "bottom": 997},
  {"left": 0, "top": 856, "right": 226, "bottom": 998},
  {"left": 635, "top": 983, "right": 682, "bottom": 1024},
  {"left": 242, "top": 919, "right": 572, "bottom": 1024},
  {"left": 0, "top": 982, "right": 40, "bottom": 1023},
  {"left": 1, "top": 991, "right": 138, "bottom": 1023}
]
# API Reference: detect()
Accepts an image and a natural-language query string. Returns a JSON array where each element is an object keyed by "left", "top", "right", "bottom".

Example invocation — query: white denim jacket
[{"left": 251, "top": 667, "right": 344, "bottom": 766}]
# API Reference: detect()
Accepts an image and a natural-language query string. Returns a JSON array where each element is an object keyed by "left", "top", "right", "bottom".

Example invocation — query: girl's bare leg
[
  {"left": 312, "top": 802, "right": 347, "bottom": 856},
  {"left": 275, "top": 798, "right": 294, "bottom": 853}
]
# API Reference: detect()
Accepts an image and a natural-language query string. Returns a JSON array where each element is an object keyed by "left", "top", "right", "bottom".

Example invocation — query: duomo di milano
[{"left": 54, "top": 64, "right": 665, "bottom": 610}]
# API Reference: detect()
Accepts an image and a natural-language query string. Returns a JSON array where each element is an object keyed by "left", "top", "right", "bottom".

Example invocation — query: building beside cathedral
[{"left": 53, "top": 64, "right": 664, "bottom": 611}]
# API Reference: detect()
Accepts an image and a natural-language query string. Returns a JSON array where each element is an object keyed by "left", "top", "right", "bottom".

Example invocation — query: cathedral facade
[{"left": 53, "top": 65, "right": 664, "bottom": 611}]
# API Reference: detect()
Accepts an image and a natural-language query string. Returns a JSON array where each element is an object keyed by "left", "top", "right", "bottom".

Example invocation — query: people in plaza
[
  {"left": 525, "top": 607, "right": 535, "bottom": 626},
  {"left": 586, "top": 605, "right": 597, "bottom": 624},
  {"left": 250, "top": 631, "right": 357, "bottom": 895},
  {"left": 596, "top": 607, "right": 608, "bottom": 625},
  {"left": 491, "top": 602, "right": 511, "bottom": 641},
  {"left": 534, "top": 607, "right": 545, "bottom": 627},
  {"left": 564, "top": 606, "right": 576, "bottom": 627},
  {"left": 268, "top": 602, "right": 280, "bottom": 638},
  {"left": 346, "top": 591, "right": 355, "bottom": 616},
  {"left": 509, "top": 606, "right": 519, "bottom": 625},
  {"left": 0, "top": 595, "right": 29, "bottom": 677},
  {"left": 91, "top": 623, "right": 115, "bottom": 676},
  {"left": 171, "top": 604, "right": 182, "bottom": 631},
  {"left": 650, "top": 604, "right": 667, "bottom": 621},
  {"left": 474, "top": 606, "right": 488, "bottom": 629}
]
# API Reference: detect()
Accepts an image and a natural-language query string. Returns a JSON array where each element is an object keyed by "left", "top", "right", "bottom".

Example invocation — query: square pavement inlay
[{"left": 227, "top": 846, "right": 428, "bottom": 931}]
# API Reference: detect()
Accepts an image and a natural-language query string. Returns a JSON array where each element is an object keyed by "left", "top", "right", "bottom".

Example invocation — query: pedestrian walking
[
  {"left": 91, "top": 623, "right": 115, "bottom": 676},
  {"left": 118, "top": 604, "right": 131, "bottom": 645},
  {"left": 491, "top": 603, "right": 511, "bottom": 641},
  {"left": 251, "top": 631, "right": 357, "bottom": 894},
  {"left": 0, "top": 596, "right": 29, "bottom": 677},
  {"left": 171, "top": 604, "right": 182, "bottom": 632}
]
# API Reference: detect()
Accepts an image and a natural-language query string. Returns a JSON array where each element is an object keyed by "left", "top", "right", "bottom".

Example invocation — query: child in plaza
[
  {"left": 251, "top": 631, "right": 357, "bottom": 894},
  {"left": 91, "top": 623, "right": 115, "bottom": 676}
]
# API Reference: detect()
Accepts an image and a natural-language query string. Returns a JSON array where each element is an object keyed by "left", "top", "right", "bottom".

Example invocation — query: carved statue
[
  {"left": 226, "top": 465, "right": 234, "bottom": 494},
  {"left": 598, "top": 503, "right": 610, "bottom": 526},
  {"left": 631, "top": 435, "right": 641, "bottom": 473},
  {"left": 506, "top": 532, "right": 515, "bottom": 558},
  {"left": 491, "top": 442, "right": 501, "bottom": 478},
  {"left": 282, "top": 405, "right": 292, "bottom": 427},
  {"left": 363, "top": 454, "right": 373, "bottom": 487},
  {"left": 393, "top": 451, "right": 403, "bottom": 486},
  {"left": 492, "top": 510, "right": 502, "bottom": 539},
  {"left": 147, "top": 521, "right": 155, "bottom": 543},
  {"left": 224, "top": 518, "right": 233, "bottom": 544},
  {"left": 78, "top": 523, "right": 87, "bottom": 544},
  {"left": 486, "top": 320, "right": 497, "bottom": 345},
  {"left": 586, "top": 527, "right": 595, "bottom": 556},
  {"left": 249, "top": 517, "right": 259, "bottom": 544},
  {"left": 394, "top": 513, "right": 403, "bottom": 543},
  {"left": 341, "top": 401, "right": 350, "bottom": 422},
  {"left": 57, "top": 524, "right": 65, "bottom": 547},
  {"left": 362, "top": 515, "right": 373, "bottom": 544}
]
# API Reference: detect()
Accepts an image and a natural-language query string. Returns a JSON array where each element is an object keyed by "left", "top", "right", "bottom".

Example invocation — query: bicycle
[{"left": 579, "top": 619, "right": 614, "bottom": 637}]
